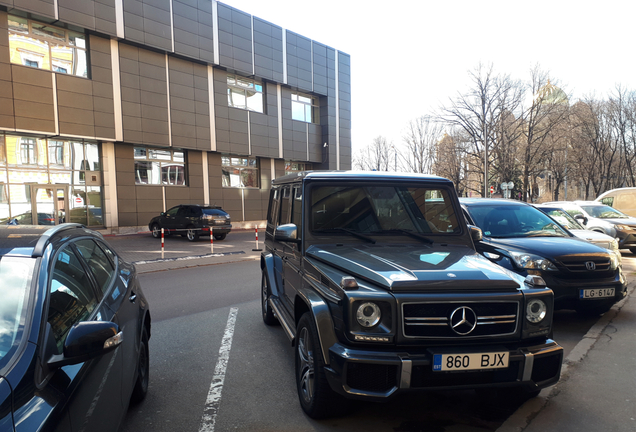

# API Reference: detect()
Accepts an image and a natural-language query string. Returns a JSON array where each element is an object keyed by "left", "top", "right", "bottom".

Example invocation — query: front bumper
[
  {"left": 537, "top": 271, "right": 628, "bottom": 309},
  {"left": 324, "top": 340, "right": 563, "bottom": 400},
  {"left": 615, "top": 230, "right": 636, "bottom": 249}
]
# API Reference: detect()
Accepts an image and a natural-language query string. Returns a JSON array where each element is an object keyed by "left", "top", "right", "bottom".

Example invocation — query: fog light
[
  {"left": 356, "top": 302, "right": 381, "bottom": 327},
  {"left": 526, "top": 299, "right": 547, "bottom": 323}
]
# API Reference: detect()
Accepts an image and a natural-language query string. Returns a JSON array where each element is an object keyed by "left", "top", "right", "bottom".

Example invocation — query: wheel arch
[{"left": 295, "top": 288, "right": 338, "bottom": 366}]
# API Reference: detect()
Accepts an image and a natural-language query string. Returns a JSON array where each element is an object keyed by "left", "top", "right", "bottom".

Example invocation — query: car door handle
[{"left": 129, "top": 292, "right": 137, "bottom": 303}]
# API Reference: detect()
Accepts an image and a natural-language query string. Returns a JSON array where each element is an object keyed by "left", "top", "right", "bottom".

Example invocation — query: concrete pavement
[
  {"left": 103, "top": 230, "right": 636, "bottom": 431},
  {"left": 498, "top": 256, "right": 636, "bottom": 432}
]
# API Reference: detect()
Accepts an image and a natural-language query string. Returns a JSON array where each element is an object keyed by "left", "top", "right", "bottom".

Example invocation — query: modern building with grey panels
[{"left": 0, "top": 0, "right": 351, "bottom": 231}]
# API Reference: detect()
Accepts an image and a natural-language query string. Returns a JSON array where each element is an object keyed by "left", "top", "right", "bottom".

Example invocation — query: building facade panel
[{"left": 0, "top": 0, "right": 351, "bottom": 230}]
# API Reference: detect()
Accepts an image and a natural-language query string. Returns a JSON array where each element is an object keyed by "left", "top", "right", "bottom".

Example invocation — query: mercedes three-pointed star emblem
[{"left": 450, "top": 306, "right": 477, "bottom": 335}]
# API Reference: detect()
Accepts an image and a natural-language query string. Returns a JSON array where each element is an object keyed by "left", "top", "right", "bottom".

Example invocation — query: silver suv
[{"left": 543, "top": 201, "right": 636, "bottom": 253}]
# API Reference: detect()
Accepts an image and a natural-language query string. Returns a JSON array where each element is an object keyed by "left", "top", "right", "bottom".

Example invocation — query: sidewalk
[{"left": 498, "top": 258, "right": 636, "bottom": 432}]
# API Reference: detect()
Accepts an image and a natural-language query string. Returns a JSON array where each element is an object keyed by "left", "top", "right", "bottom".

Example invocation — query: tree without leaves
[
  {"left": 353, "top": 135, "right": 392, "bottom": 171},
  {"left": 439, "top": 63, "right": 523, "bottom": 196},
  {"left": 401, "top": 116, "right": 443, "bottom": 174}
]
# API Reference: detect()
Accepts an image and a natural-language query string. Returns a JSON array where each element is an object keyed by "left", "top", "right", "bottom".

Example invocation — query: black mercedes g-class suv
[{"left": 260, "top": 171, "right": 563, "bottom": 418}]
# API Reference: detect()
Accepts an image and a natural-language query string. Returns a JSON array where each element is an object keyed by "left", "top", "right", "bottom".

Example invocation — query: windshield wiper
[
  {"left": 377, "top": 229, "right": 433, "bottom": 244},
  {"left": 314, "top": 228, "right": 376, "bottom": 244}
]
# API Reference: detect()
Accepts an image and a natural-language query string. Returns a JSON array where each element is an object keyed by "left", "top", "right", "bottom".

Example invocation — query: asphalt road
[{"left": 118, "top": 253, "right": 636, "bottom": 432}]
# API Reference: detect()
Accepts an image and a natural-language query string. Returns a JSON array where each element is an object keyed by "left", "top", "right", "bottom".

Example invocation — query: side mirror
[
  {"left": 574, "top": 214, "right": 587, "bottom": 225},
  {"left": 274, "top": 223, "right": 300, "bottom": 243},
  {"left": 160, "top": 212, "right": 166, "bottom": 216},
  {"left": 47, "top": 321, "right": 122, "bottom": 369},
  {"left": 468, "top": 225, "right": 483, "bottom": 242}
]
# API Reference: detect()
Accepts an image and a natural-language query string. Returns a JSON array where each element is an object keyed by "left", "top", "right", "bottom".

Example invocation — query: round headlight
[
  {"left": 356, "top": 302, "right": 381, "bottom": 328},
  {"left": 526, "top": 299, "right": 547, "bottom": 323}
]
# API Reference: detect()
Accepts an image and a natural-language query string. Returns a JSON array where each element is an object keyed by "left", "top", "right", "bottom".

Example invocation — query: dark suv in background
[
  {"left": 261, "top": 171, "right": 563, "bottom": 419},
  {"left": 148, "top": 204, "right": 232, "bottom": 241}
]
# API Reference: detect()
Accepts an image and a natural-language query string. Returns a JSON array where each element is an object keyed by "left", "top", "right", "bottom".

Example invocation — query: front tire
[
  {"left": 295, "top": 313, "right": 350, "bottom": 419},
  {"left": 151, "top": 224, "right": 161, "bottom": 239},
  {"left": 131, "top": 328, "right": 149, "bottom": 404},
  {"left": 261, "top": 273, "right": 278, "bottom": 326},
  {"left": 186, "top": 226, "right": 199, "bottom": 242}
]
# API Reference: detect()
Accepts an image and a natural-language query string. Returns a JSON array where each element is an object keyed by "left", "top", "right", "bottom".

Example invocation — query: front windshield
[
  {"left": 310, "top": 185, "right": 461, "bottom": 236},
  {"left": 467, "top": 204, "right": 569, "bottom": 238},
  {"left": 580, "top": 204, "right": 629, "bottom": 219},
  {"left": 0, "top": 256, "right": 35, "bottom": 365},
  {"left": 541, "top": 208, "right": 584, "bottom": 230}
]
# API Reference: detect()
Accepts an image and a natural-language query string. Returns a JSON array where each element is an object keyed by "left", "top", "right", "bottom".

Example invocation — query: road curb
[{"left": 496, "top": 282, "right": 634, "bottom": 432}]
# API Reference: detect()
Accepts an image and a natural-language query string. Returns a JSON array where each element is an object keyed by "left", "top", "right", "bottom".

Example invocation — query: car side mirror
[
  {"left": 468, "top": 225, "right": 483, "bottom": 242},
  {"left": 574, "top": 214, "right": 587, "bottom": 225},
  {"left": 274, "top": 223, "right": 300, "bottom": 243},
  {"left": 47, "top": 321, "right": 122, "bottom": 369},
  {"left": 160, "top": 212, "right": 166, "bottom": 216}
]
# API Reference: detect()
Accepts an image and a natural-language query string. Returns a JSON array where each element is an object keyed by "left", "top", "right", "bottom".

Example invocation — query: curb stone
[{"left": 496, "top": 282, "right": 634, "bottom": 432}]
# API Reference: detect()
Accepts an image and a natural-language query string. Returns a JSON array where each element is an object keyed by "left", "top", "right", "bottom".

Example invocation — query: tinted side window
[
  {"left": 291, "top": 186, "right": 302, "bottom": 235},
  {"left": 279, "top": 186, "right": 291, "bottom": 225},
  {"left": 176, "top": 207, "right": 189, "bottom": 217},
  {"left": 75, "top": 239, "right": 115, "bottom": 294},
  {"left": 49, "top": 245, "right": 98, "bottom": 354},
  {"left": 166, "top": 206, "right": 179, "bottom": 217}
]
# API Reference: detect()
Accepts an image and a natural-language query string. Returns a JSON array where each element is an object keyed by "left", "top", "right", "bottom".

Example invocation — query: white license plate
[
  {"left": 580, "top": 288, "right": 615, "bottom": 299},
  {"left": 433, "top": 352, "right": 509, "bottom": 372}
]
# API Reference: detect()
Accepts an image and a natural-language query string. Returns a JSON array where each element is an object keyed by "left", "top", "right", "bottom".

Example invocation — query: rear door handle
[{"left": 129, "top": 292, "right": 137, "bottom": 303}]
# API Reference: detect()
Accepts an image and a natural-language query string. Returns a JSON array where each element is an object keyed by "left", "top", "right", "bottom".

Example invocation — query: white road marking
[{"left": 199, "top": 307, "right": 239, "bottom": 432}]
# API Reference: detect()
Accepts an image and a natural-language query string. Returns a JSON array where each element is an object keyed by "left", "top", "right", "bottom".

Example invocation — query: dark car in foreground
[
  {"left": 460, "top": 198, "right": 627, "bottom": 315},
  {"left": 148, "top": 204, "right": 232, "bottom": 241},
  {"left": 0, "top": 224, "right": 151, "bottom": 431},
  {"left": 261, "top": 171, "right": 563, "bottom": 419}
]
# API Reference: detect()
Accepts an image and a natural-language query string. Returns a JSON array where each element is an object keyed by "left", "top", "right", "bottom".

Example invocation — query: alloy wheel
[{"left": 297, "top": 327, "right": 315, "bottom": 403}]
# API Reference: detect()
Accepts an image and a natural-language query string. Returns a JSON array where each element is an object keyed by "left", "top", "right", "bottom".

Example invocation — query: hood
[
  {"left": 569, "top": 229, "right": 614, "bottom": 243},
  {"left": 486, "top": 236, "right": 610, "bottom": 259},
  {"left": 305, "top": 244, "right": 523, "bottom": 292},
  {"left": 594, "top": 217, "right": 636, "bottom": 225}
]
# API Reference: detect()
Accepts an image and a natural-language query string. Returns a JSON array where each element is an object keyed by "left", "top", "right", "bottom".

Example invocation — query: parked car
[
  {"left": 261, "top": 171, "right": 563, "bottom": 419},
  {"left": 460, "top": 198, "right": 627, "bottom": 315},
  {"left": 148, "top": 204, "right": 232, "bottom": 241},
  {"left": 0, "top": 223, "right": 151, "bottom": 431},
  {"left": 596, "top": 187, "right": 636, "bottom": 218},
  {"left": 543, "top": 201, "right": 636, "bottom": 253},
  {"left": 533, "top": 204, "right": 620, "bottom": 258},
  {"left": 0, "top": 211, "right": 56, "bottom": 225}
]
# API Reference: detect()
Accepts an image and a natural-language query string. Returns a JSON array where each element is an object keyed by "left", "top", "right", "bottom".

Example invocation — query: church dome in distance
[{"left": 536, "top": 80, "right": 568, "bottom": 105}]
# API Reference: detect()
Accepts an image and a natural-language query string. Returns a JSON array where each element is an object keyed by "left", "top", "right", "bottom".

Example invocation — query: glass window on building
[
  {"left": 0, "top": 135, "right": 103, "bottom": 227},
  {"left": 227, "top": 74, "right": 263, "bottom": 113},
  {"left": 285, "top": 161, "right": 312, "bottom": 173},
  {"left": 221, "top": 156, "right": 259, "bottom": 188},
  {"left": 291, "top": 93, "right": 319, "bottom": 123},
  {"left": 7, "top": 15, "right": 89, "bottom": 78},
  {"left": 134, "top": 147, "right": 186, "bottom": 186}
]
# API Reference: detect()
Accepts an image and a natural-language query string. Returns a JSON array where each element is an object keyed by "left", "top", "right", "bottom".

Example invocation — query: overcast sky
[{"left": 225, "top": 0, "right": 636, "bottom": 155}]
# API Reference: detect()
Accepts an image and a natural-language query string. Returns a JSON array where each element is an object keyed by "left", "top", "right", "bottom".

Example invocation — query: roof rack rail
[{"left": 32, "top": 223, "right": 85, "bottom": 258}]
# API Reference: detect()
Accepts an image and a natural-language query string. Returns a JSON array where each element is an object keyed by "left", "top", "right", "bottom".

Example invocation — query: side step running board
[{"left": 269, "top": 297, "right": 296, "bottom": 344}]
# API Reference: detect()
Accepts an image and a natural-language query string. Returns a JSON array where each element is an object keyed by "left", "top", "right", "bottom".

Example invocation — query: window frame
[
  {"left": 221, "top": 156, "right": 259, "bottom": 189},
  {"left": 226, "top": 73, "right": 264, "bottom": 113},
  {"left": 7, "top": 14, "right": 89, "bottom": 78},
  {"left": 134, "top": 146, "right": 187, "bottom": 186},
  {"left": 291, "top": 92, "right": 319, "bottom": 123}
]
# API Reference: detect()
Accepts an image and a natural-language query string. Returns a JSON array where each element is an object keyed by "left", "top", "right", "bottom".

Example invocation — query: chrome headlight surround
[
  {"left": 522, "top": 290, "right": 554, "bottom": 339},
  {"left": 526, "top": 299, "right": 547, "bottom": 323},
  {"left": 348, "top": 298, "right": 394, "bottom": 343},
  {"left": 509, "top": 251, "right": 558, "bottom": 271}
]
